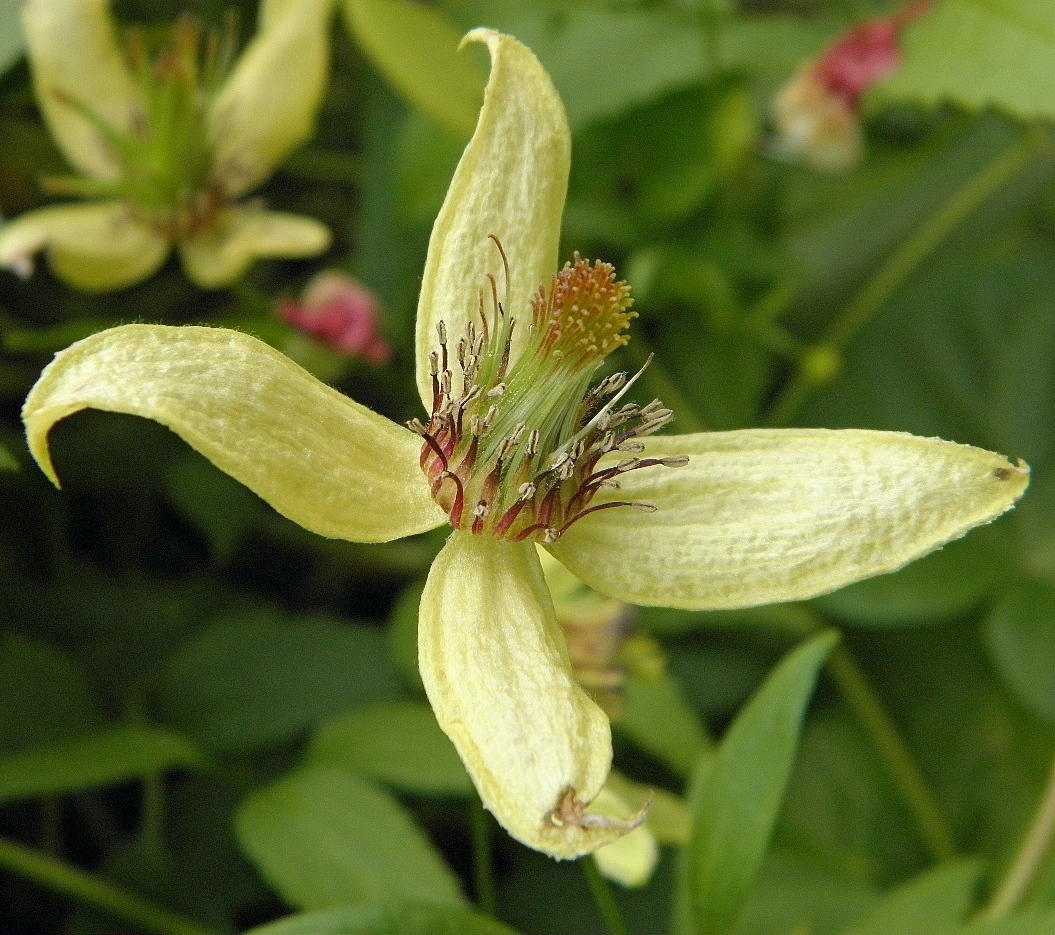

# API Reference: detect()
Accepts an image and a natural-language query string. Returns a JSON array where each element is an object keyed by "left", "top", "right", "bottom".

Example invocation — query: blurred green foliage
[{"left": 2, "top": 1, "right": 1055, "bottom": 933}]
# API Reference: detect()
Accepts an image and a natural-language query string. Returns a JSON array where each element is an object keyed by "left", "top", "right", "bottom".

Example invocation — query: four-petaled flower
[
  {"left": 21, "top": 31, "right": 1028, "bottom": 857},
  {"left": 0, "top": 0, "right": 333, "bottom": 291}
]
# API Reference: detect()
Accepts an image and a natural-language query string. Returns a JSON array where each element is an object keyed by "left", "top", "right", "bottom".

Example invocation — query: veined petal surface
[
  {"left": 414, "top": 29, "right": 570, "bottom": 408},
  {"left": 23, "top": 324, "right": 444, "bottom": 542},
  {"left": 178, "top": 208, "right": 331, "bottom": 289},
  {"left": 209, "top": 0, "right": 333, "bottom": 197},
  {"left": 552, "top": 429, "right": 1029, "bottom": 610},
  {"left": 419, "top": 532, "right": 633, "bottom": 858},
  {"left": 22, "top": 0, "right": 142, "bottom": 181},
  {"left": 0, "top": 201, "right": 169, "bottom": 292}
]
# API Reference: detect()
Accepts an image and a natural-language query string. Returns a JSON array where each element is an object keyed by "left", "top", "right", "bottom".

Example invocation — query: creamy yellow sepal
[
  {"left": 0, "top": 202, "right": 169, "bottom": 292},
  {"left": 209, "top": 0, "right": 333, "bottom": 197},
  {"left": 552, "top": 429, "right": 1029, "bottom": 610},
  {"left": 414, "top": 29, "right": 570, "bottom": 408},
  {"left": 22, "top": 324, "right": 445, "bottom": 542},
  {"left": 178, "top": 207, "right": 331, "bottom": 289},
  {"left": 419, "top": 531, "right": 640, "bottom": 858},
  {"left": 22, "top": 0, "right": 142, "bottom": 182}
]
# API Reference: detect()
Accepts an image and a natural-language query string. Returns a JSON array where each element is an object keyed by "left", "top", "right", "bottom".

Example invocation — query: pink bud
[
  {"left": 280, "top": 271, "right": 392, "bottom": 364},
  {"left": 772, "top": 2, "right": 931, "bottom": 172}
]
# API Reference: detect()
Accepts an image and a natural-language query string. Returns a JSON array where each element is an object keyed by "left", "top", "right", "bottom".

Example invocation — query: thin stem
[
  {"left": 0, "top": 836, "right": 216, "bottom": 935},
  {"left": 583, "top": 856, "right": 629, "bottom": 935},
  {"left": 827, "top": 644, "right": 957, "bottom": 862},
  {"left": 470, "top": 795, "right": 497, "bottom": 917},
  {"left": 981, "top": 746, "right": 1055, "bottom": 919},
  {"left": 767, "top": 125, "right": 1049, "bottom": 426}
]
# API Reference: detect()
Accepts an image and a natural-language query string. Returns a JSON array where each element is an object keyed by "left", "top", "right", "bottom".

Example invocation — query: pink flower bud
[
  {"left": 772, "top": 2, "right": 931, "bottom": 172},
  {"left": 280, "top": 271, "right": 392, "bottom": 364}
]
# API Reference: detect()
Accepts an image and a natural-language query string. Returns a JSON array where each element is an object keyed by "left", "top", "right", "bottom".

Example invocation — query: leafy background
[{"left": 1, "top": 0, "right": 1055, "bottom": 933}]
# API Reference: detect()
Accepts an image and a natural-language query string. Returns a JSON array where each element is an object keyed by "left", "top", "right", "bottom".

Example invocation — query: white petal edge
[
  {"left": 23, "top": 324, "right": 445, "bottom": 543},
  {"left": 419, "top": 531, "right": 640, "bottom": 858},
  {"left": 414, "top": 29, "right": 570, "bottom": 408},
  {"left": 178, "top": 207, "right": 331, "bottom": 289},
  {"left": 209, "top": 0, "right": 333, "bottom": 197},
  {"left": 0, "top": 201, "right": 169, "bottom": 292},
  {"left": 22, "top": 0, "right": 142, "bottom": 181},
  {"left": 551, "top": 429, "right": 1029, "bottom": 610}
]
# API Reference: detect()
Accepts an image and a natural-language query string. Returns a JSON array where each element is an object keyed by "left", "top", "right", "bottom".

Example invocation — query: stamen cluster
[{"left": 409, "top": 242, "right": 688, "bottom": 544}]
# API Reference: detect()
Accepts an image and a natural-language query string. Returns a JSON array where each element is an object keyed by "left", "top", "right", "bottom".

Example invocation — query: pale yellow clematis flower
[
  {"left": 20, "top": 30, "right": 1029, "bottom": 858},
  {"left": 0, "top": 0, "right": 333, "bottom": 291}
]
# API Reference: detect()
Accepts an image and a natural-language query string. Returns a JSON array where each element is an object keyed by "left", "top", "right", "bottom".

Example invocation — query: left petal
[
  {"left": 551, "top": 429, "right": 1029, "bottom": 610},
  {"left": 22, "top": 0, "right": 142, "bottom": 181},
  {"left": 209, "top": 0, "right": 333, "bottom": 197},
  {"left": 0, "top": 201, "right": 169, "bottom": 292},
  {"left": 23, "top": 324, "right": 445, "bottom": 542},
  {"left": 414, "top": 30, "right": 569, "bottom": 408},
  {"left": 178, "top": 207, "right": 331, "bottom": 289},
  {"left": 419, "top": 531, "right": 642, "bottom": 858}
]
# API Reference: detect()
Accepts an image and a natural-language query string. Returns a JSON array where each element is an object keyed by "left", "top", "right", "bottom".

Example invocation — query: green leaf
[
  {"left": 343, "top": 0, "right": 486, "bottom": 138},
  {"left": 0, "top": 635, "right": 101, "bottom": 756},
  {"left": 164, "top": 453, "right": 259, "bottom": 562},
  {"left": 984, "top": 580, "right": 1055, "bottom": 723},
  {"left": 0, "top": 1, "right": 22, "bottom": 76},
  {"left": 243, "top": 901, "right": 519, "bottom": 935},
  {"left": 0, "top": 441, "right": 17, "bottom": 471},
  {"left": 236, "top": 768, "right": 464, "bottom": 911},
  {"left": 307, "top": 701, "right": 472, "bottom": 797},
  {"left": 880, "top": 2, "right": 1055, "bottom": 122},
  {"left": 948, "top": 908, "right": 1055, "bottom": 934},
  {"left": 846, "top": 859, "right": 983, "bottom": 935},
  {"left": 158, "top": 612, "right": 401, "bottom": 752},
  {"left": 618, "top": 673, "right": 711, "bottom": 779},
  {"left": 0, "top": 726, "right": 205, "bottom": 806},
  {"left": 683, "top": 631, "right": 838, "bottom": 935}
]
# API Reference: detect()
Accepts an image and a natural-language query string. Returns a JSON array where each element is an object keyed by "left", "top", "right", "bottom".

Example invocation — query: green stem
[
  {"left": 0, "top": 836, "right": 216, "bottom": 935},
  {"left": 470, "top": 795, "right": 497, "bottom": 917},
  {"left": 827, "top": 645, "right": 957, "bottom": 862},
  {"left": 583, "top": 856, "right": 629, "bottom": 935},
  {"left": 767, "top": 125, "right": 1049, "bottom": 426},
  {"left": 981, "top": 746, "right": 1055, "bottom": 919}
]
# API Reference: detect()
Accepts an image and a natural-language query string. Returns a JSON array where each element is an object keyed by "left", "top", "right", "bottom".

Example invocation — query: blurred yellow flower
[{"left": 0, "top": 0, "right": 333, "bottom": 291}]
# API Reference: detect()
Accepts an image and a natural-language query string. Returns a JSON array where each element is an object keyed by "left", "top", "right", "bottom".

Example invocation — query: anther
[
  {"left": 429, "top": 351, "right": 439, "bottom": 375},
  {"left": 487, "top": 383, "right": 506, "bottom": 398},
  {"left": 518, "top": 482, "right": 537, "bottom": 500},
  {"left": 631, "top": 501, "right": 657, "bottom": 512},
  {"left": 619, "top": 441, "right": 645, "bottom": 453},
  {"left": 661, "top": 455, "right": 690, "bottom": 467},
  {"left": 406, "top": 418, "right": 427, "bottom": 436}
]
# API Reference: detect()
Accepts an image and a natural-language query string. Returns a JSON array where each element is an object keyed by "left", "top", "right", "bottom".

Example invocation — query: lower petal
[
  {"left": 179, "top": 207, "right": 330, "bottom": 289},
  {"left": 419, "top": 531, "right": 641, "bottom": 858},
  {"left": 0, "top": 202, "right": 169, "bottom": 292},
  {"left": 552, "top": 428, "right": 1029, "bottom": 610}
]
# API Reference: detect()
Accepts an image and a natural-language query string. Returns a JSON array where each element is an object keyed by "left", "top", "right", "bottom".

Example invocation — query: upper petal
[
  {"left": 22, "top": 0, "right": 142, "bottom": 181},
  {"left": 551, "top": 429, "right": 1029, "bottom": 610},
  {"left": 23, "top": 324, "right": 445, "bottom": 543},
  {"left": 209, "top": 0, "right": 333, "bottom": 197},
  {"left": 178, "top": 206, "right": 331, "bottom": 289},
  {"left": 419, "top": 531, "right": 639, "bottom": 859},
  {"left": 0, "top": 201, "right": 169, "bottom": 292},
  {"left": 414, "top": 30, "right": 570, "bottom": 408}
]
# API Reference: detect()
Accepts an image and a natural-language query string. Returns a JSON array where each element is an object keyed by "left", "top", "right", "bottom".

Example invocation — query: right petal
[
  {"left": 419, "top": 531, "right": 642, "bottom": 859},
  {"left": 22, "top": 0, "right": 141, "bottom": 181},
  {"left": 0, "top": 201, "right": 169, "bottom": 292},
  {"left": 209, "top": 0, "right": 333, "bottom": 197},
  {"left": 23, "top": 324, "right": 445, "bottom": 543}
]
